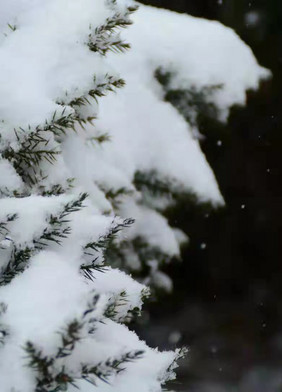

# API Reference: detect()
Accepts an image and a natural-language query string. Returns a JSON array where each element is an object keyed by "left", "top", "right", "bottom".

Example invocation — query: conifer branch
[
  {"left": 1, "top": 77, "right": 125, "bottom": 187},
  {"left": 80, "top": 261, "right": 106, "bottom": 282},
  {"left": 1, "top": 111, "right": 80, "bottom": 185},
  {"left": 58, "top": 75, "right": 125, "bottom": 112},
  {"left": 25, "top": 345, "right": 143, "bottom": 391},
  {"left": 102, "top": 186, "right": 133, "bottom": 209},
  {"left": 134, "top": 170, "right": 179, "bottom": 198},
  {"left": 34, "top": 192, "right": 88, "bottom": 249},
  {"left": 80, "top": 350, "right": 144, "bottom": 385},
  {"left": 81, "top": 218, "right": 134, "bottom": 281},
  {"left": 56, "top": 320, "right": 84, "bottom": 359},
  {"left": 24, "top": 294, "right": 101, "bottom": 391},
  {"left": 104, "top": 288, "right": 149, "bottom": 324},
  {"left": 132, "top": 237, "right": 171, "bottom": 265},
  {"left": 87, "top": 4, "right": 137, "bottom": 56},
  {"left": 155, "top": 68, "right": 223, "bottom": 127},
  {"left": 0, "top": 214, "right": 17, "bottom": 239},
  {"left": 104, "top": 290, "right": 128, "bottom": 320},
  {"left": 84, "top": 218, "right": 134, "bottom": 253},
  {"left": 2, "top": 132, "right": 59, "bottom": 186},
  {"left": 0, "top": 194, "right": 88, "bottom": 286},
  {"left": 165, "top": 347, "right": 188, "bottom": 382},
  {"left": 133, "top": 170, "right": 206, "bottom": 211},
  {"left": 72, "top": 75, "right": 125, "bottom": 107}
]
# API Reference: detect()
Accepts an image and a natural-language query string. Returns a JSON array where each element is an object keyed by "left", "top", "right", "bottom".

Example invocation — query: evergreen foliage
[
  {"left": 81, "top": 217, "right": 134, "bottom": 281},
  {"left": 23, "top": 292, "right": 144, "bottom": 392},
  {"left": 0, "top": 0, "right": 268, "bottom": 390},
  {"left": 155, "top": 67, "right": 223, "bottom": 128},
  {"left": 0, "top": 193, "right": 88, "bottom": 286},
  {"left": 0, "top": 1, "right": 188, "bottom": 390}
]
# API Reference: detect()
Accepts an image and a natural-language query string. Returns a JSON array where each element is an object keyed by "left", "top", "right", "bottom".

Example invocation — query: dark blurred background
[{"left": 136, "top": 1, "right": 282, "bottom": 391}]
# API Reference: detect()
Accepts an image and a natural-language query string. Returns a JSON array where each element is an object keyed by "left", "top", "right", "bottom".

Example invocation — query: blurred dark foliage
[{"left": 135, "top": 0, "right": 282, "bottom": 390}]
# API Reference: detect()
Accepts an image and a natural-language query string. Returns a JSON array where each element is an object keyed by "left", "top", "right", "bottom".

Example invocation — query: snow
[
  {"left": 68, "top": 320, "right": 178, "bottom": 392},
  {"left": 119, "top": 198, "right": 181, "bottom": 257},
  {"left": 0, "top": 0, "right": 270, "bottom": 391},
  {"left": 0, "top": 159, "right": 24, "bottom": 195},
  {"left": 0, "top": 0, "right": 110, "bottom": 132},
  {"left": 81, "top": 2, "right": 269, "bottom": 274},
  {"left": 0, "top": 195, "right": 70, "bottom": 246},
  {"left": 126, "top": 5, "right": 270, "bottom": 120},
  {"left": 95, "top": 6, "right": 269, "bottom": 203}
]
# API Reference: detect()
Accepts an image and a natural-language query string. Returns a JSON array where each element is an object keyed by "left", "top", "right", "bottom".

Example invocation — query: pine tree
[
  {"left": 0, "top": 1, "right": 183, "bottom": 391},
  {"left": 0, "top": 0, "right": 269, "bottom": 391},
  {"left": 81, "top": 3, "right": 270, "bottom": 293}
]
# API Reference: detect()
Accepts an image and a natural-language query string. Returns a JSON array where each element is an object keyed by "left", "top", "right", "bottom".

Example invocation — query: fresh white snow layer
[{"left": 0, "top": 0, "right": 270, "bottom": 391}]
